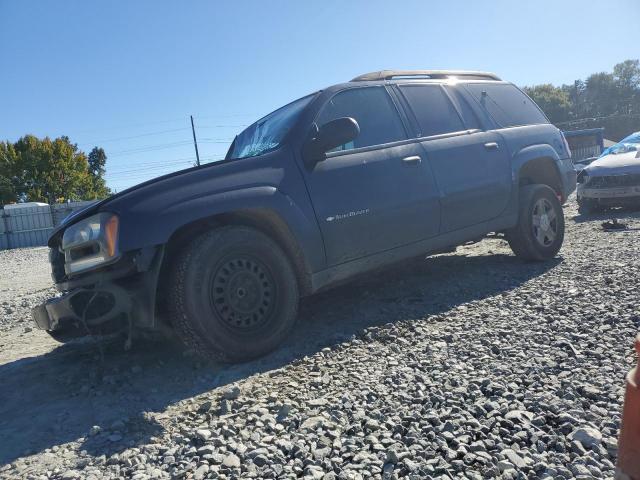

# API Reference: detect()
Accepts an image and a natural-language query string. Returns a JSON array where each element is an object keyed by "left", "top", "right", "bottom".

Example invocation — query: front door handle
[
  {"left": 402, "top": 155, "right": 422, "bottom": 165},
  {"left": 484, "top": 142, "right": 499, "bottom": 150}
]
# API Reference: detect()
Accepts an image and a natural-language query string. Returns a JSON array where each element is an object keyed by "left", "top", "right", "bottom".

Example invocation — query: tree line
[
  {"left": 523, "top": 59, "right": 640, "bottom": 141},
  {"left": 0, "top": 136, "right": 110, "bottom": 205}
]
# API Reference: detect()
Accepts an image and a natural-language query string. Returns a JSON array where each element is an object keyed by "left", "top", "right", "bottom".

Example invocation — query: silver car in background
[{"left": 577, "top": 131, "right": 640, "bottom": 213}]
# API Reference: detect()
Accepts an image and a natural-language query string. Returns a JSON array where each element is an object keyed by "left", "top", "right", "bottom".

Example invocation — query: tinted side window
[
  {"left": 398, "top": 85, "right": 465, "bottom": 137},
  {"left": 317, "top": 87, "right": 406, "bottom": 151},
  {"left": 444, "top": 86, "right": 480, "bottom": 130},
  {"left": 465, "top": 83, "right": 549, "bottom": 127}
]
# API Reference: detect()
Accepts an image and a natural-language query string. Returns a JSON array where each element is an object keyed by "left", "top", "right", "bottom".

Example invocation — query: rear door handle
[
  {"left": 402, "top": 155, "right": 422, "bottom": 165},
  {"left": 484, "top": 142, "right": 499, "bottom": 150}
]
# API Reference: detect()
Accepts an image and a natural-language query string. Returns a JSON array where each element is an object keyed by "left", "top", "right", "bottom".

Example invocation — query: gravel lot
[{"left": 1, "top": 198, "right": 639, "bottom": 480}]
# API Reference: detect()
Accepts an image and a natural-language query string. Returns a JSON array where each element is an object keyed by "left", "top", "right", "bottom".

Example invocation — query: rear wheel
[
  {"left": 506, "top": 184, "right": 565, "bottom": 261},
  {"left": 167, "top": 226, "right": 299, "bottom": 362}
]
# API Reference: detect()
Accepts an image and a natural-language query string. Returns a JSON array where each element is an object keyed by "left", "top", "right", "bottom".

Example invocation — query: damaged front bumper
[
  {"left": 578, "top": 184, "right": 640, "bottom": 207},
  {"left": 32, "top": 245, "right": 164, "bottom": 339}
]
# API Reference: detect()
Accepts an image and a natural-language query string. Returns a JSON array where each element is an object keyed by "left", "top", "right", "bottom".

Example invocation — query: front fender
[{"left": 115, "top": 186, "right": 325, "bottom": 272}]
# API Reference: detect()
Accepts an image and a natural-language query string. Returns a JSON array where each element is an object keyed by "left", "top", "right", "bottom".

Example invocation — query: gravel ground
[{"left": 1, "top": 198, "right": 639, "bottom": 480}]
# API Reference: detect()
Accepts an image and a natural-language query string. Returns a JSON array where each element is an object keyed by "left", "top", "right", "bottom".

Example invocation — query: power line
[
  {"left": 67, "top": 115, "right": 252, "bottom": 136},
  {"left": 107, "top": 155, "right": 224, "bottom": 174},
  {"left": 107, "top": 156, "right": 196, "bottom": 170},
  {"left": 106, "top": 140, "right": 193, "bottom": 157},
  {"left": 107, "top": 169, "right": 190, "bottom": 179},
  {"left": 107, "top": 160, "right": 195, "bottom": 175},
  {"left": 106, "top": 165, "right": 194, "bottom": 179},
  {"left": 66, "top": 117, "right": 190, "bottom": 135},
  {"left": 194, "top": 114, "right": 254, "bottom": 119},
  {"left": 197, "top": 124, "right": 248, "bottom": 129},
  {"left": 78, "top": 128, "right": 191, "bottom": 146}
]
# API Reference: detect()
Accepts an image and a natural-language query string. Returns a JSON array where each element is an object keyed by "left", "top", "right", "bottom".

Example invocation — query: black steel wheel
[
  {"left": 167, "top": 226, "right": 299, "bottom": 362},
  {"left": 210, "top": 256, "right": 276, "bottom": 332}
]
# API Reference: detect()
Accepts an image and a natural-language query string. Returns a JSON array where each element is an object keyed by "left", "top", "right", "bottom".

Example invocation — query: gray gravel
[
  {"left": 0, "top": 198, "right": 639, "bottom": 479},
  {"left": 0, "top": 246, "right": 56, "bottom": 332}
]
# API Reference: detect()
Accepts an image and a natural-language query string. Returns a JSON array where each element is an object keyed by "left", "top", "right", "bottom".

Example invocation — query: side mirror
[{"left": 303, "top": 117, "right": 360, "bottom": 168}]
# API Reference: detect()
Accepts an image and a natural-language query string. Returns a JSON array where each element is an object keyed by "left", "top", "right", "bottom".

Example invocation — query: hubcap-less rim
[
  {"left": 210, "top": 257, "right": 275, "bottom": 331},
  {"left": 531, "top": 198, "right": 557, "bottom": 247}
]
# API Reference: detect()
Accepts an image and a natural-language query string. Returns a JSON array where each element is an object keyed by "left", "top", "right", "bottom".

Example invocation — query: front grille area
[{"left": 588, "top": 174, "right": 640, "bottom": 188}]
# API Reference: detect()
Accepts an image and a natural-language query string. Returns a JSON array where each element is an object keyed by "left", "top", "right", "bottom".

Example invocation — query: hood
[
  {"left": 47, "top": 148, "right": 288, "bottom": 247},
  {"left": 48, "top": 162, "right": 214, "bottom": 243},
  {"left": 585, "top": 150, "right": 640, "bottom": 176}
]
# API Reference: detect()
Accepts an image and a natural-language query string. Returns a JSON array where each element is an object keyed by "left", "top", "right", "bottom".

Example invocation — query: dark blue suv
[{"left": 33, "top": 70, "right": 576, "bottom": 361}]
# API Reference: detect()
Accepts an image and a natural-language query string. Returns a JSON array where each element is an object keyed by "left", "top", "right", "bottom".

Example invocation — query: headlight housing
[
  {"left": 62, "top": 212, "right": 120, "bottom": 275},
  {"left": 577, "top": 170, "right": 589, "bottom": 184}
]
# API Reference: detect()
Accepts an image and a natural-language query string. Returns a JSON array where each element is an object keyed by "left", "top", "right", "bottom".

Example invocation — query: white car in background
[{"left": 577, "top": 131, "right": 640, "bottom": 213}]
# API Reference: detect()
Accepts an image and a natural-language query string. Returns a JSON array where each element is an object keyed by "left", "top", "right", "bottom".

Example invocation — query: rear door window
[
  {"left": 465, "top": 83, "right": 549, "bottom": 127},
  {"left": 398, "top": 85, "right": 466, "bottom": 137},
  {"left": 443, "top": 86, "right": 481, "bottom": 130},
  {"left": 316, "top": 87, "right": 406, "bottom": 151}
]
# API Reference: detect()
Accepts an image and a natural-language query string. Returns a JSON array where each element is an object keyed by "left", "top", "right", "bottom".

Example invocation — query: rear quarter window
[{"left": 465, "top": 83, "right": 549, "bottom": 128}]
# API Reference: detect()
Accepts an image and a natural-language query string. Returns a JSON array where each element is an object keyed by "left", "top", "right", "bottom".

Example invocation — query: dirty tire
[
  {"left": 506, "top": 184, "right": 565, "bottom": 261},
  {"left": 167, "top": 226, "right": 299, "bottom": 362}
]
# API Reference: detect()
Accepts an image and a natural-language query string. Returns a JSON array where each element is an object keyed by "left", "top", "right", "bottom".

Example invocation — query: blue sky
[{"left": 1, "top": 0, "right": 638, "bottom": 192}]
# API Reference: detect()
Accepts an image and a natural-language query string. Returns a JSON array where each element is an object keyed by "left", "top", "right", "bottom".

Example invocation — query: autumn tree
[
  {"left": 87, "top": 147, "right": 110, "bottom": 199},
  {"left": 523, "top": 84, "right": 572, "bottom": 123},
  {"left": 523, "top": 59, "right": 640, "bottom": 140},
  {"left": 0, "top": 135, "right": 110, "bottom": 204}
]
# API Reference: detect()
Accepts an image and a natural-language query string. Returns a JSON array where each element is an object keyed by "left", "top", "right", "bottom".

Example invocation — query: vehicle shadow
[
  {"left": 571, "top": 205, "right": 640, "bottom": 224},
  {"left": 0, "top": 248, "right": 560, "bottom": 465}
]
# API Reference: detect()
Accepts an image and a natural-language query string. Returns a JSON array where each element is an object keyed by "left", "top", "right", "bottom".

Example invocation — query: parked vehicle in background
[
  {"left": 564, "top": 128, "right": 605, "bottom": 170},
  {"left": 577, "top": 131, "right": 640, "bottom": 213},
  {"left": 32, "top": 69, "right": 576, "bottom": 361}
]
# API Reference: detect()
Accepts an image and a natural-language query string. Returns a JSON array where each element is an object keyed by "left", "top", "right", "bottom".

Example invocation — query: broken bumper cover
[
  {"left": 579, "top": 185, "right": 640, "bottom": 199},
  {"left": 32, "top": 284, "right": 131, "bottom": 336},
  {"left": 578, "top": 184, "right": 640, "bottom": 205},
  {"left": 32, "top": 246, "right": 164, "bottom": 337}
]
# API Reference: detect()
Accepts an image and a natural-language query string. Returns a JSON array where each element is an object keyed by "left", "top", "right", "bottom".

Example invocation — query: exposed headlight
[
  {"left": 576, "top": 170, "right": 589, "bottom": 184},
  {"left": 62, "top": 212, "right": 119, "bottom": 275}
]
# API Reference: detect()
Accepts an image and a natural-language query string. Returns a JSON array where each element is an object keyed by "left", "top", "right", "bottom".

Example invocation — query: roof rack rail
[{"left": 351, "top": 70, "right": 501, "bottom": 82}]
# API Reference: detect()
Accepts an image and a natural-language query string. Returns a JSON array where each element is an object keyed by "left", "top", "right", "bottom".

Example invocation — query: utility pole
[{"left": 190, "top": 115, "right": 201, "bottom": 166}]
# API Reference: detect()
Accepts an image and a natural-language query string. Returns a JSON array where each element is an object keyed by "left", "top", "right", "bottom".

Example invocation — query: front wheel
[
  {"left": 167, "top": 226, "right": 299, "bottom": 362},
  {"left": 506, "top": 184, "right": 565, "bottom": 261}
]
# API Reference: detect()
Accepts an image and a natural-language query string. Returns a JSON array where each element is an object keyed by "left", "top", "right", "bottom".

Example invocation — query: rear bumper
[{"left": 32, "top": 245, "right": 165, "bottom": 337}]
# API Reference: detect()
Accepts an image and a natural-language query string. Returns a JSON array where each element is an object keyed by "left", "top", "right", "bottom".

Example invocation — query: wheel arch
[
  {"left": 513, "top": 145, "right": 565, "bottom": 201},
  {"left": 159, "top": 207, "right": 314, "bottom": 299}
]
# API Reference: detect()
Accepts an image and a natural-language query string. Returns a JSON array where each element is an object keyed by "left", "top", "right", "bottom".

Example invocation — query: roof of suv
[{"left": 351, "top": 70, "right": 501, "bottom": 82}]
